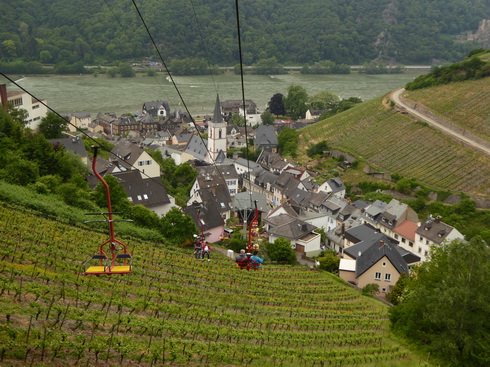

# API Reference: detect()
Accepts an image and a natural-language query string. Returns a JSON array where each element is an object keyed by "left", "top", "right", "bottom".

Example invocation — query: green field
[
  {"left": 0, "top": 201, "right": 424, "bottom": 366},
  {"left": 298, "top": 92, "right": 490, "bottom": 197},
  {"left": 402, "top": 77, "right": 490, "bottom": 142}
]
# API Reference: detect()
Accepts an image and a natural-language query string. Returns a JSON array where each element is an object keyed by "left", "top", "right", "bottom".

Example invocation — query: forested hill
[{"left": 1, "top": 0, "right": 489, "bottom": 66}]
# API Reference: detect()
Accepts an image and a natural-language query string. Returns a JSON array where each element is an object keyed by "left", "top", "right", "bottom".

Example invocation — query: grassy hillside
[
  {"left": 402, "top": 77, "right": 490, "bottom": 142},
  {"left": 0, "top": 201, "right": 423, "bottom": 366},
  {"left": 298, "top": 92, "right": 490, "bottom": 197}
]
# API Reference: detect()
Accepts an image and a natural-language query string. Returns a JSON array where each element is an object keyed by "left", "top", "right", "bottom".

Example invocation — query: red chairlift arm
[{"left": 247, "top": 200, "right": 259, "bottom": 252}]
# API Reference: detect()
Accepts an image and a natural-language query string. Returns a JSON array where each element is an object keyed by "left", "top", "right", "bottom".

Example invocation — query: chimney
[
  {"left": 435, "top": 216, "right": 442, "bottom": 223},
  {"left": 341, "top": 223, "right": 345, "bottom": 235},
  {"left": 0, "top": 84, "right": 8, "bottom": 111},
  {"left": 379, "top": 240, "right": 384, "bottom": 248}
]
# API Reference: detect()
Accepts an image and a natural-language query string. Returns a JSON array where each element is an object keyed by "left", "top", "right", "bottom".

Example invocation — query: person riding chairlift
[
  {"left": 235, "top": 249, "right": 247, "bottom": 263},
  {"left": 202, "top": 242, "right": 211, "bottom": 261},
  {"left": 250, "top": 250, "right": 263, "bottom": 268},
  {"left": 194, "top": 235, "right": 203, "bottom": 260}
]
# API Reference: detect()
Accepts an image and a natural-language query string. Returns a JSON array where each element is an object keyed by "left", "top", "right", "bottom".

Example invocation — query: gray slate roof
[
  {"left": 196, "top": 164, "right": 238, "bottom": 180},
  {"left": 254, "top": 125, "right": 278, "bottom": 149},
  {"left": 232, "top": 192, "right": 268, "bottom": 212},
  {"left": 268, "top": 217, "right": 317, "bottom": 241},
  {"left": 344, "top": 223, "right": 397, "bottom": 246},
  {"left": 113, "top": 170, "right": 170, "bottom": 207},
  {"left": 184, "top": 201, "right": 224, "bottom": 231},
  {"left": 344, "top": 234, "right": 409, "bottom": 277},
  {"left": 49, "top": 137, "right": 88, "bottom": 158},
  {"left": 184, "top": 134, "right": 208, "bottom": 161},
  {"left": 416, "top": 217, "right": 458, "bottom": 244},
  {"left": 326, "top": 177, "right": 346, "bottom": 193}
]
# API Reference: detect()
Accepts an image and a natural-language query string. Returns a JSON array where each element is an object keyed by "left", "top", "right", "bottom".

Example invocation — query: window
[
  {"left": 424, "top": 250, "right": 428, "bottom": 257},
  {"left": 418, "top": 247, "right": 422, "bottom": 253},
  {"left": 419, "top": 236, "right": 423, "bottom": 241},
  {"left": 146, "top": 160, "right": 152, "bottom": 165},
  {"left": 137, "top": 195, "right": 142, "bottom": 200},
  {"left": 382, "top": 288, "right": 386, "bottom": 293},
  {"left": 385, "top": 273, "right": 391, "bottom": 282},
  {"left": 138, "top": 161, "right": 144, "bottom": 166},
  {"left": 401, "top": 238, "right": 406, "bottom": 243},
  {"left": 409, "top": 241, "right": 413, "bottom": 247},
  {"left": 426, "top": 239, "right": 430, "bottom": 245},
  {"left": 12, "top": 97, "right": 22, "bottom": 107},
  {"left": 32, "top": 104, "right": 39, "bottom": 109},
  {"left": 382, "top": 262, "right": 386, "bottom": 267},
  {"left": 374, "top": 272, "right": 381, "bottom": 280},
  {"left": 394, "top": 234, "right": 399, "bottom": 239}
]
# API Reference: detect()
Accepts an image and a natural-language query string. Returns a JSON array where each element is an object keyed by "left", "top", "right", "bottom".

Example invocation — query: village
[{"left": 2, "top": 86, "right": 465, "bottom": 297}]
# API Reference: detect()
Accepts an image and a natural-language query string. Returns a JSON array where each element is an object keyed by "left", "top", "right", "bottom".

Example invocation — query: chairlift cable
[{"left": 234, "top": 0, "right": 254, "bottom": 210}]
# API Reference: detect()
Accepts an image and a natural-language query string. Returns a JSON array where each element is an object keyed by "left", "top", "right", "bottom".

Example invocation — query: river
[{"left": 1, "top": 71, "right": 424, "bottom": 118}]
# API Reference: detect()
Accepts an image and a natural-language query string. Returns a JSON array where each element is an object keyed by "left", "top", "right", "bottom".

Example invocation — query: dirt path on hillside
[{"left": 390, "top": 88, "right": 490, "bottom": 158}]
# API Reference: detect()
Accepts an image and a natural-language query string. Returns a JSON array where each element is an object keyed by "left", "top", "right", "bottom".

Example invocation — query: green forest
[{"left": 1, "top": 0, "right": 488, "bottom": 67}]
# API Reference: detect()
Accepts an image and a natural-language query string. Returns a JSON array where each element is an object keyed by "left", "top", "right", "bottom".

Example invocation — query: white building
[{"left": 0, "top": 85, "right": 48, "bottom": 130}]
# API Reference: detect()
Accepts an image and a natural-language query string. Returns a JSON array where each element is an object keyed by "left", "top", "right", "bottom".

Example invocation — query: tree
[
  {"left": 395, "top": 178, "right": 414, "bottom": 194},
  {"left": 118, "top": 63, "right": 135, "bottom": 77},
  {"left": 38, "top": 112, "right": 68, "bottom": 139},
  {"left": 129, "top": 204, "right": 160, "bottom": 229},
  {"left": 277, "top": 127, "right": 299, "bottom": 158},
  {"left": 268, "top": 93, "right": 285, "bottom": 116},
  {"left": 389, "top": 237, "right": 490, "bottom": 366},
  {"left": 93, "top": 174, "right": 131, "bottom": 214},
  {"left": 308, "top": 91, "right": 339, "bottom": 110},
  {"left": 385, "top": 273, "right": 409, "bottom": 305},
  {"left": 1, "top": 40, "right": 17, "bottom": 58},
  {"left": 317, "top": 251, "right": 339, "bottom": 273},
  {"left": 283, "top": 85, "right": 308, "bottom": 119},
  {"left": 266, "top": 237, "right": 296, "bottom": 264},
  {"left": 2, "top": 159, "right": 39, "bottom": 186},
  {"left": 159, "top": 207, "right": 198, "bottom": 246},
  {"left": 228, "top": 113, "right": 246, "bottom": 126},
  {"left": 251, "top": 57, "right": 286, "bottom": 75},
  {"left": 362, "top": 283, "right": 379, "bottom": 297},
  {"left": 260, "top": 110, "right": 274, "bottom": 125},
  {"left": 306, "top": 140, "right": 329, "bottom": 158}
]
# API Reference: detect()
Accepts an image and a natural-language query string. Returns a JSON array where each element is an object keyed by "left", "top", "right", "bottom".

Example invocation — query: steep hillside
[
  {"left": 297, "top": 88, "right": 490, "bottom": 197},
  {"left": 1, "top": 0, "right": 488, "bottom": 65},
  {"left": 402, "top": 77, "right": 490, "bottom": 142},
  {"left": 0, "top": 202, "right": 419, "bottom": 366}
]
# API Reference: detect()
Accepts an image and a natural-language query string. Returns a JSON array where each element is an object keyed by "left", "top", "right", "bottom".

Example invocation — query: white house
[
  {"left": 0, "top": 85, "right": 48, "bottom": 130},
  {"left": 414, "top": 216, "right": 464, "bottom": 262}
]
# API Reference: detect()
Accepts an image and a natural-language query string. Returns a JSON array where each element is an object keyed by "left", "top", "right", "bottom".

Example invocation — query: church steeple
[
  {"left": 207, "top": 94, "right": 227, "bottom": 163},
  {"left": 213, "top": 94, "right": 223, "bottom": 124}
]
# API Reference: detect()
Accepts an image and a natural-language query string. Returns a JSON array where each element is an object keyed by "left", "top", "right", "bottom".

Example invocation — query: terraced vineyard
[
  {"left": 298, "top": 95, "right": 490, "bottom": 196},
  {"left": 402, "top": 77, "right": 490, "bottom": 142},
  {"left": 0, "top": 202, "right": 417, "bottom": 366}
]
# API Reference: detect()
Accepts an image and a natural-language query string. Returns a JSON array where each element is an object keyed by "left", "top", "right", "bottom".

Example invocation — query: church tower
[{"left": 206, "top": 95, "right": 227, "bottom": 163}]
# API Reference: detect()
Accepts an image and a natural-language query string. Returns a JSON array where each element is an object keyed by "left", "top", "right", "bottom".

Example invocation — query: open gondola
[{"left": 83, "top": 146, "right": 133, "bottom": 275}]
